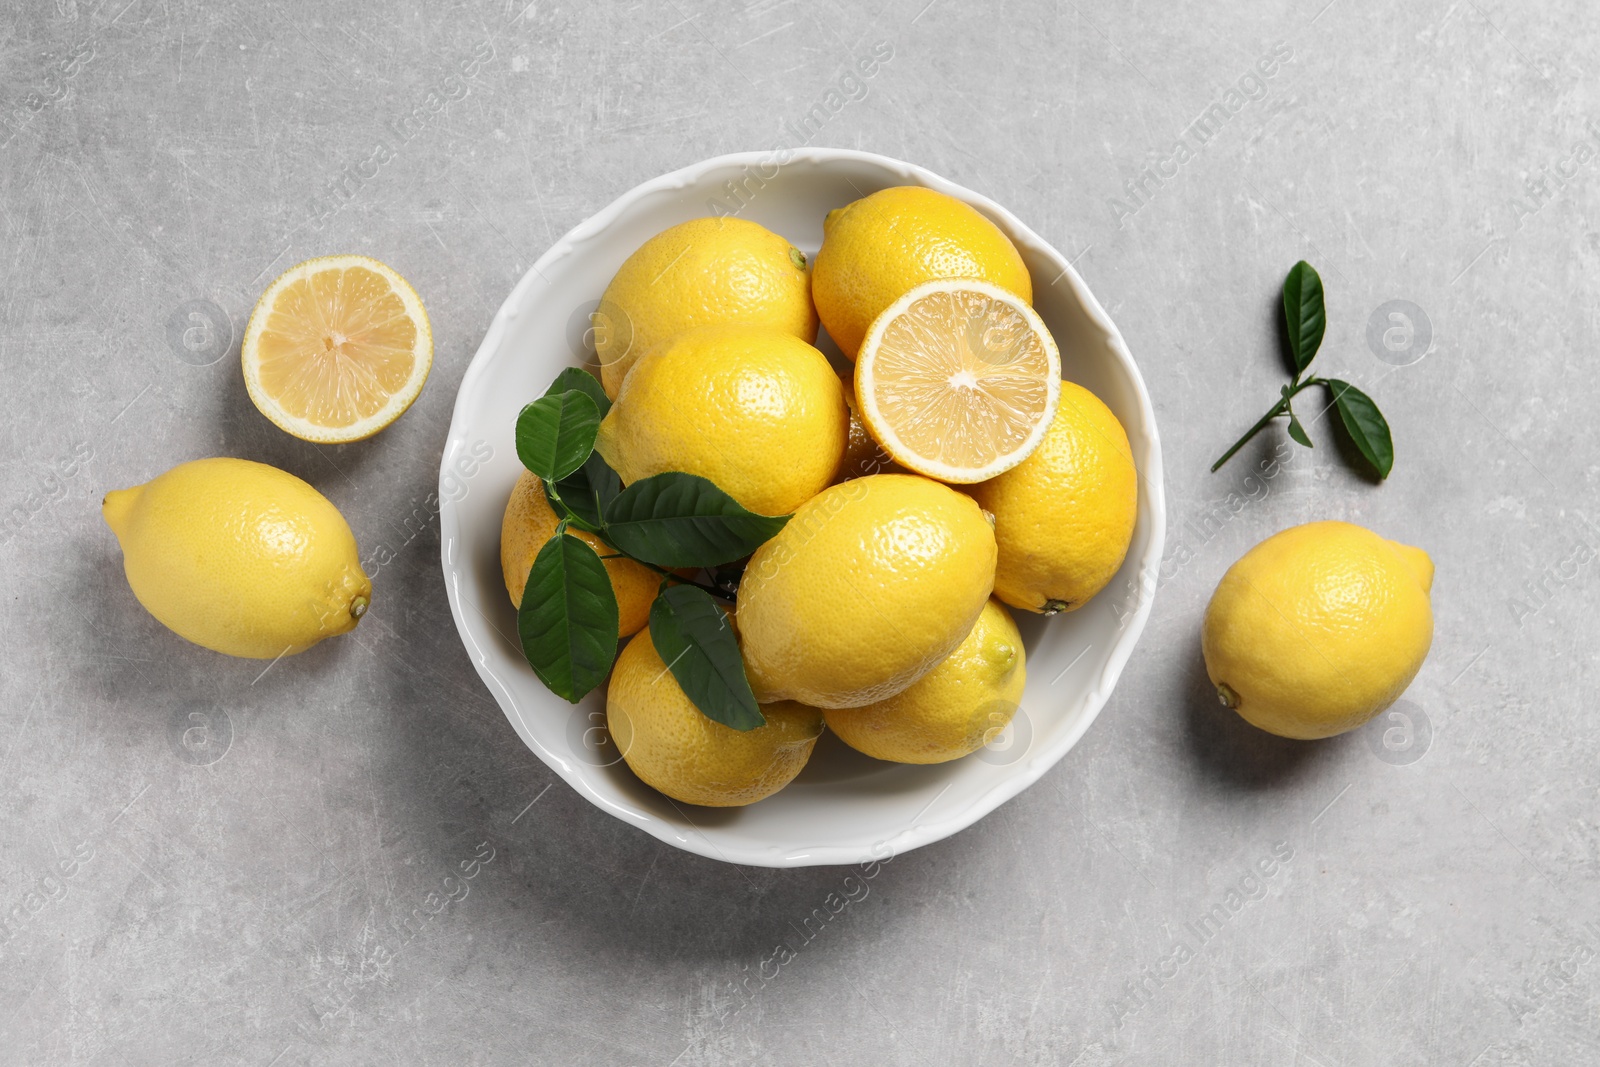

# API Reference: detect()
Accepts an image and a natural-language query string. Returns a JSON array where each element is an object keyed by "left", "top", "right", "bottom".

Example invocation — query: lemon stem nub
[
  {"left": 1042, "top": 599, "right": 1071, "bottom": 615},
  {"left": 789, "top": 247, "right": 808, "bottom": 270},
  {"left": 1216, "top": 682, "right": 1240, "bottom": 710},
  {"left": 350, "top": 596, "right": 369, "bottom": 620}
]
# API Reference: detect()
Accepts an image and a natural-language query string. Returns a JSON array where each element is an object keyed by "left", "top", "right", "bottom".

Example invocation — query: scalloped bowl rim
[{"left": 439, "top": 148, "right": 1165, "bottom": 867}]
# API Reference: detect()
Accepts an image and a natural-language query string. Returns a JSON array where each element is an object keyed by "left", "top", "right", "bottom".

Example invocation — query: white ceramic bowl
[{"left": 439, "top": 149, "right": 1165, "bottom": 868}]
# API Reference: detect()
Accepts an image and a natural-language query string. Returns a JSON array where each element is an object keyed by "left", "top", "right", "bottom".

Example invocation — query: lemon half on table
[
  {"left": 242, "top": 254, "right": 433, "bottom": 443},
  {"left": 854, "top": 279, "right": 1060, "bottom": 484}
]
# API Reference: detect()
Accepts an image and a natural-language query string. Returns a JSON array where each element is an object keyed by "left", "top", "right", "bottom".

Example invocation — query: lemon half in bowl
[{"left": 855, "top": 279, "right": 1061, "bottom": 484}]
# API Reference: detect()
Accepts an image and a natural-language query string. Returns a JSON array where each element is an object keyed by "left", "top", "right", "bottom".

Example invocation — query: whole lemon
[
  {"left": 102, "top": 458, "right": 370, "bottom": 659},
  {"left": 812, "top": 185, "right": 1033, "bottom": 360},
  {"left": 595, "top": 217, "right": 817, "bottom": 398},
  {"left": 825, "top": 598, "right": 1025, "bottom": 764},
  {"left": 607, "top": 627, "right": 824, "bottom": 807},
  {"left": 594, "top": 324, "right": 849, "bottom": 517},
  {"left": 500, "top": 470, "right": 659, "bottom": 637},
  {"left": 737, "top": 473, "right": 997, "bottom": 709},
  {"left": 967, "top": 381, "right": 1137, "bottom": 614},
  {"left": 1202, "top": 521, "right": 1435, "bottom": 740}
]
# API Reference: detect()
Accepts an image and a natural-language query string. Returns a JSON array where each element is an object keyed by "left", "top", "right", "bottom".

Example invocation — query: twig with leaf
[
  {"left": 512, "top": 368, "right": 789, "bottom": 729},
  {"left": 1211, "top": 261, "right": 1394, "bottom": 479}
]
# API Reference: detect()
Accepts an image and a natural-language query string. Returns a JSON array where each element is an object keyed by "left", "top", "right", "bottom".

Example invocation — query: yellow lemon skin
[
  {"left": 737, "top": 474, "right": 997, "bottom": 709},
  {"left": 967, "top": 381, "right": 1137, "bottom": 614},
  {"left": 595, "top": 217, "right": 817, "bottom": 398},
  {"left": 607, "top": 628, "right": 824, "bottom": 807},
  {"left": 813, "top": 186, "right": 1033, "bottom": 360},
  {"left": 102, "top": 458, "right": 370, "bottom": 659},
  {"left": 500, "top": 470, "right": 659, "bottom": 638},
  {"left": 1201, "top": 521, "right": 1435, "bottom": 740},
  {"left": 833, "top": 375, "right": 899, "bottom": 483},
  {"left": 825, "top": 598, "right": 1025, "bottom": 764},
  {"left": 595, "top": 324, "right": 849, "bottom": 517}
]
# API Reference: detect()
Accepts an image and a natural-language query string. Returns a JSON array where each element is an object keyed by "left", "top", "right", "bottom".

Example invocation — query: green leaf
[
  {"left": 602, "top": 472, "right": 790, "bottom": 569},
  {"left": 1287, "top": 410, "right": 1312, "bottom": 448},
  {"left": 516, "top": 390, "right": 601, "bottom": 481},
  {"left": 552, "top": 451, "right": 622, "bottom": 533},
  {"left": 517, "top": 531, "right": 619, "bottom": 703},
  {"left": 1282, "top": 261, "right": 1326, "bottom": 374},
  {"left": 543, "top": 367, "right": 611, "bottom": 417},
  {"left": 648, "top": 585, "right": 764, "bottom": 731},
  {"left": 1326, "top": 379, "right": 1394, "bottom": 478}
]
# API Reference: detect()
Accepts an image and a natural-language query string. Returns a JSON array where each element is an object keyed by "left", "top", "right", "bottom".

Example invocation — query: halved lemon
[
  {"left": 854, "top": 279, "right": 1060, "bottom": 484},
  {"left": 242, "top": 255, "right": 432, "bottom": 443}
]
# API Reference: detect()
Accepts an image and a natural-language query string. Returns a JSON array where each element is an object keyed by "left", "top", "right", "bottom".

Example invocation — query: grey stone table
[{"left": 2, "top": 1, "right": 1595, "bottom": 1063}]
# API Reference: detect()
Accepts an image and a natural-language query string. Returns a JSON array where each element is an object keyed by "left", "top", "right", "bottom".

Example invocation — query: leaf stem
[
  {"left": 596, "top": 554, "right": 735, "bottom": 603},
  {"left": 1211, "top": 377, "right": 1320, "bottom": 472},
  {"left": 545, "top": 479, "right": 569, "bottom": 515}
]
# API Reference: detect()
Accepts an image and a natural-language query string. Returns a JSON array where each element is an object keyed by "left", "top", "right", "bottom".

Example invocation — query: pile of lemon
[{"left": 501, "top": 187, "right": 1141, "bottom": 807}]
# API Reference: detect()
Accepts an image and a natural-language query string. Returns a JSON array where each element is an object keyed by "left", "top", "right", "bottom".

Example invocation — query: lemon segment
[
  {"left": 242, "top": 254, "right": 433, "bottom": 443},
  {"left": 855, "top": 280, "right": 1060, "bottom": 484}
]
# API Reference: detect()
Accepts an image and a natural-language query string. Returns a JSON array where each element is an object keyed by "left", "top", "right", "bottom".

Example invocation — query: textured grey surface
[{"left": 1, "top": 0, "right": 1596, "bottom": 1063}]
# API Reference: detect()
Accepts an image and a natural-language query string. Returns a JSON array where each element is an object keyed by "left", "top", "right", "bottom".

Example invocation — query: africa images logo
[
  {"left": 304, "top": 39, "right": 496, "bottom": 230},
  {"left": 1108, "top": 841, "right": 1295, "bottom": 1030},
  {"left": 1107, "top": 43, "right": 1295, "bottom": 228}
]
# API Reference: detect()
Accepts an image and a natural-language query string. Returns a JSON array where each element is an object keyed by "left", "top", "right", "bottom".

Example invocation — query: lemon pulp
[
  {"left": 244, "top": 255, "right": 432, "bottom": 442},
  {"left": 856, "top": 280, "right": 1059, "bottom": 484}
]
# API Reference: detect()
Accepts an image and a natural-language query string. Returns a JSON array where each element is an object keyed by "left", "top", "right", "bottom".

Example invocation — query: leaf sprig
[
  {"left": 1211, "top": 261, "right": 1394, "bottom": 479},
  {"left": 513, "top": 370, "right": 790, "bottom": 730}
]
